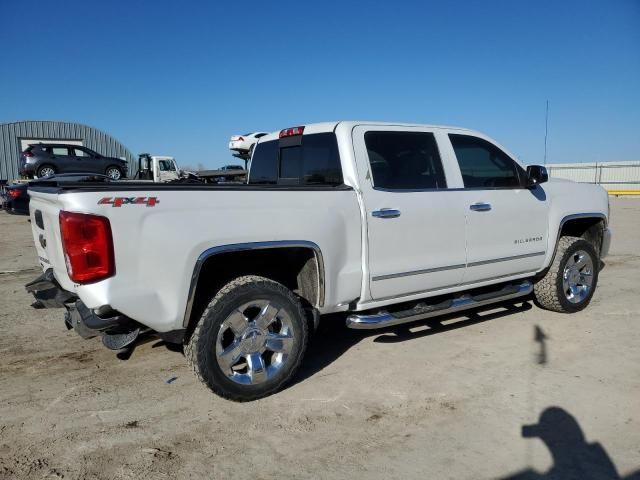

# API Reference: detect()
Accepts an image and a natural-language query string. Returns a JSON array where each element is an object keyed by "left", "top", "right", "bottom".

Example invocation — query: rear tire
[
  {"left": 185, "top": 275, "right": 308, "bottom": 401},
  {"left": 534, "top": 236, "right": 599, "bottom": 313},
  {"left": 37, "top": 165, "right": 56, "bottom": 178}
]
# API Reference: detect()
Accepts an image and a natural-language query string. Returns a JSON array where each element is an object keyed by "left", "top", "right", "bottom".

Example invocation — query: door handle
[
  {"left": 372, "top": 208, "right": 401, "bottom": 218},
  {"left": 470, "top": 203, "right": 492, "bottom": 212}
]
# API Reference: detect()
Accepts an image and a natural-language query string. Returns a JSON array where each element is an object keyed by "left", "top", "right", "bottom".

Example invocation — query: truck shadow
[
  {"left": 499, "top": 406, "right": 640, "bottom": 480},
  {"left": 294, "top": 300, "right": 533, "bottom": 386}
]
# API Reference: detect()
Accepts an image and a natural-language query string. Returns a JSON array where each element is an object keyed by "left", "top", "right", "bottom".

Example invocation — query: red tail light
[
  {"left": 279, "top": 126, "right": 305, "bottom": 138},
  {"left": 23, "top": 150, "right": 33, "bottom": 157},
  {"left": 59, "top": 211, "right": 114, "bottom": 284},
  {"left": 7, "top": 189, "right": 21, "bottom": 199}
]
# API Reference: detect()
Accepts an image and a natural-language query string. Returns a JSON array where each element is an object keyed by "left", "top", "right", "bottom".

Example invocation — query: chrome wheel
[
  {"left": 38, "top": 166, "right": 55, "bottom": 177},
  {"left": 106, "top": 167, "right": 122, "bottom": 180},
  {"left": 562, "top": 249, "right": 594, "bottom": 304},
  {"left": 215, "top": 300, "right": 294, "bottom": 385}
]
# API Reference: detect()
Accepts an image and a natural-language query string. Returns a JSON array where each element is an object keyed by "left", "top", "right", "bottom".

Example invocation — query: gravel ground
[{"left": 0, "top": 198, "right": 639, "bottom": 479}]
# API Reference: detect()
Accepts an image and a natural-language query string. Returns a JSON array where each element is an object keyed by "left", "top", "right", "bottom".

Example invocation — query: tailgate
[{"left": 27, "top": 190, "right": 73, "bottom": 291}]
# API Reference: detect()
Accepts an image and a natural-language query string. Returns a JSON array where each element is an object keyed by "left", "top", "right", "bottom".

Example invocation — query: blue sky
[{"left": 2, "top": 0, "right": 638, "bottom": 168}]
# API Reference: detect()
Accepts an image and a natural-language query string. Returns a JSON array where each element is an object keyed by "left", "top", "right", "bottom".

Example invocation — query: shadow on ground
[
  {"left": 294, "top": 300, "right": 533, "bottom": 385},
  {"left": 501, "top": 407, "right": 640, "bottom": 480}
]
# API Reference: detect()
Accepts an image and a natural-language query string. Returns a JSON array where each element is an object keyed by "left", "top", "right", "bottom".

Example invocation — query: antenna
[{"left": 543, "top": 100, "right": 549, "bottom": 165}]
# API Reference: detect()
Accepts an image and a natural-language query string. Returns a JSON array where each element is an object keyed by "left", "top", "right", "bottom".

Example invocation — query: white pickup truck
[{"left": 25, "top": 121, "right": 611, "bottom": 401}]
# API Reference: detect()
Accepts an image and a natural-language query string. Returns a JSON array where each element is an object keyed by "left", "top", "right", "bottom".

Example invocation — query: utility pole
[{"left": 543, "top": 100, "right": 549, "bottom": 165}]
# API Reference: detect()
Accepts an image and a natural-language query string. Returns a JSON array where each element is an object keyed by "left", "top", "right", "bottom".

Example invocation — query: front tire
[
  {"left": 534, "top": 236, "right": 599, "bottom": 313},
  {"left": 185, "top": 275, "right": 309, "bottom": 401}
]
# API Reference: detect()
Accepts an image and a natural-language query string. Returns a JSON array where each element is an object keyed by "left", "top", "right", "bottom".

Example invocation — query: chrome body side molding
[
  {"left": 182, "top": 240, "right": 325, "bottom": 328},
  {"left": 346, "top": 280, "right": 533, "bottom": 330},
  {"left": 372, "top": 252, "right": 545, "bottom": 282},
  {"left": 372, "top": 263, "right": 465, "bottom": 282},
  {"left": 467, "top": 251, "right": 545, "bottom": 267}
]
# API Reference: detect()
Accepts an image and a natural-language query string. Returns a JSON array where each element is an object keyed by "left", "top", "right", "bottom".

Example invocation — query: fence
[{"left": 545, "top": 161, "right": 640, "bottom": 195}]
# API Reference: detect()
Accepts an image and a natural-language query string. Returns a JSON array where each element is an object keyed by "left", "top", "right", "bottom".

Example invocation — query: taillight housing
[
  {"left": 23, "top": 150, "right": 34, "bottom": 157},
  {"left": 59, "top": 211, "right": 115, "bottom": 284},
  {"left": 7, "top": 189, "right": 21, "bottom": 199}
]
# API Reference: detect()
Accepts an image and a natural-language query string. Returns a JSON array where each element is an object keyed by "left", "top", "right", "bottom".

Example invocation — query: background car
[
  {"left": 228, "top": 132, "right": 268, "bottom": 155},
  {"left": 1, "top": 182, "right": 29, "bottom": 215},
  {"left": 20, "top": 144, "right": 128, "bottom": 180}
]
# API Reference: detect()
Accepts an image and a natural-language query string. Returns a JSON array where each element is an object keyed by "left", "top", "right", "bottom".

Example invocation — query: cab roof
[{"left": 258, "top": 121, "right": 477, "bottom": 142}]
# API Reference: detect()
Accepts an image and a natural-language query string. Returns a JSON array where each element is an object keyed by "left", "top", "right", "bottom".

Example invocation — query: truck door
[
  {"left": 155, "top": 158, "right": 180, "bottom": 182},
  {"left": 352, "top": 126, "right": 468, "bottom": 301},
  {"left": 445, "top": 133, "right": 549, "bottom": 284}
]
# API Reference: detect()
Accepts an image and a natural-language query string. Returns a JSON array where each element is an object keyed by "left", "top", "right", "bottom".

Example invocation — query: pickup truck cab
[{"left": 25, "top": 121, "right": 611, "bottom": 401}]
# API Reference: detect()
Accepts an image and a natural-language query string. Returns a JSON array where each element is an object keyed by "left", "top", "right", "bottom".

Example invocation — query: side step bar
[{"left": 346, "top": 281, "right": 533, "bottom": 330}]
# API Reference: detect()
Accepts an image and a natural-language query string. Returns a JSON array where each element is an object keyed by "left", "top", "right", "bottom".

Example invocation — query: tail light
[
  {"left": 59, "top": 211, "right": 114, "bottom": 284},
  {"left": 23, "top": 151, "right": 34, "bottom": 157},
  {"left": 7, "top": 189, "right": 21, "bottom": 199},
  {"left": 279, "top": 126, "right": 305, "bottom": 138}
]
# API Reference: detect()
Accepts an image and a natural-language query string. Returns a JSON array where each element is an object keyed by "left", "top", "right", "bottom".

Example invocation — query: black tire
[
  {"left": 185, "top": 275, "right": 309, "bottom": 401},
  {"left": 105, "top": 166, "right": 122, "bottom": 180},
  {"left": 533, "top": 236, "right": 599, "bottom": 313},
  {"left": 37, "top": 164, "right": 56, "bottom": 178}
]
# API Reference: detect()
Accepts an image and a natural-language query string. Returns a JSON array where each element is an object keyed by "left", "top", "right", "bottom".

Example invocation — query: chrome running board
[{"left": 346, "top": 281, "right": 533, "bottom": 330}]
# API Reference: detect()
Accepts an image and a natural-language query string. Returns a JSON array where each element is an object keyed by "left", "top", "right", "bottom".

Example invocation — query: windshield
[{"left": 158, "top": 160, "right": 176, "bottom": 171}]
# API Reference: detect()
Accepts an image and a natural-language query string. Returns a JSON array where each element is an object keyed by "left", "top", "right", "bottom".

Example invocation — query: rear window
[{"left": 248, "top": 133, "right": 343, "bottom": 186}]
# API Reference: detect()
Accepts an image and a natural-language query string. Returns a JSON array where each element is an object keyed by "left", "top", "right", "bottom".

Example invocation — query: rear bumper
[
  {"left": 25, "top": 269, "right": 185, "bottom": 343},
  {"left": 228, "top": 141, "right": 249, "bottom": 151},
  {"left": 19, "top": 164, "right": 36, "bottom": 176},
  {"left": 25, "top": 269, "right": 76, "bottom": 308},
  {"left": 25, "top": 269, "right": 138, "bottom": 338}
]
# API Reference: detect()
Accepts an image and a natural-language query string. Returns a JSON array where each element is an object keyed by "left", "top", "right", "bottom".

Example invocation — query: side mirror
[{"left": 526, "top": 165, "right": 548, "bottom": 187}]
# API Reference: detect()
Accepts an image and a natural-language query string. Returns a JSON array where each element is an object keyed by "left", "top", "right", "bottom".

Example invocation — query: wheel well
[
  {"left": 558, "top": 217, "right": 605, "bottom": 253},
  {"left": 185, "top": 246, "right": 322, "bottom": 335},
  {"left": 37, "top": 163, "right": 56, "bottom": 173}
]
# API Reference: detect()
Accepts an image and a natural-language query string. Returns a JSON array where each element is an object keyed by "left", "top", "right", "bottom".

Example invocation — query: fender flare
[{"left": 182, "top": 240, "right": 325, "bottom": 328}]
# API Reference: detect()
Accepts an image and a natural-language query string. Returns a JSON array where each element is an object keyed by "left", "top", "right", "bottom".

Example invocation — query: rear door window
[
  {"left": 449, "top": 134, "right": 523, "bottom": 188},
  {"left": 249, "top": 133, "right": 343, "bottom": 186},
  {"left": 73, "top": 148, "right": 91, "bottom": 157},
  {"left": 49, "top": 147, "right": 71, "bottom": 156},
  {"left": 364, "top": 131, "right": 447, "bottom": 190}
]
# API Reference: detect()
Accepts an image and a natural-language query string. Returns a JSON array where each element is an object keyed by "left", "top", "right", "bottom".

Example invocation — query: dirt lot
[{"left": 1, "top": 199, "right": 639, "bottom": 480}]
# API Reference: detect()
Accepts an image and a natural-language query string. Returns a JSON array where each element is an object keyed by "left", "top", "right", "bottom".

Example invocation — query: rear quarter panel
[{"left": 32, "top": 188, "right": 362, "bottom": 332}]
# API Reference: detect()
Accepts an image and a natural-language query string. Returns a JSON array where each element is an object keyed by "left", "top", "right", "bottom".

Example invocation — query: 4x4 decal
[{"left": 98, "top": 197, "right": 159, "bottom": 207}]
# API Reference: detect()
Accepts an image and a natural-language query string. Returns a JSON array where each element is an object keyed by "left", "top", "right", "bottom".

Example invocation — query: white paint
[{"left": 27, "top": 121, "right": 610, "bottom": 332}]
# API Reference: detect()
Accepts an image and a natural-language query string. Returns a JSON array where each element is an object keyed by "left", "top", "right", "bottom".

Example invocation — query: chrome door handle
[
  {"left": 372, "top": 208, "right": 401, "bottom": 218},
  {"left": 469, "top": 203, "right": 492, "bottom": 212}
]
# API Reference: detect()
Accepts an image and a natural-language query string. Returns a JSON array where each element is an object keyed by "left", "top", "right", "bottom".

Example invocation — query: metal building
[
  {"left": 547, "top": 161, "right": 640, "bottom": 194},
  {"left": 0, "top": 120, "right": 136, "bottom": 181}
]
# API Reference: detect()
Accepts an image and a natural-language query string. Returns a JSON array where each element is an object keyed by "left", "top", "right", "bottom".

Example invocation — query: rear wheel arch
[
  {"left": 37, "top": 164, "right": 57, "bottom": 177},
  {"left": 182, "top": 241, "right": 325, "bottom": 335}
]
